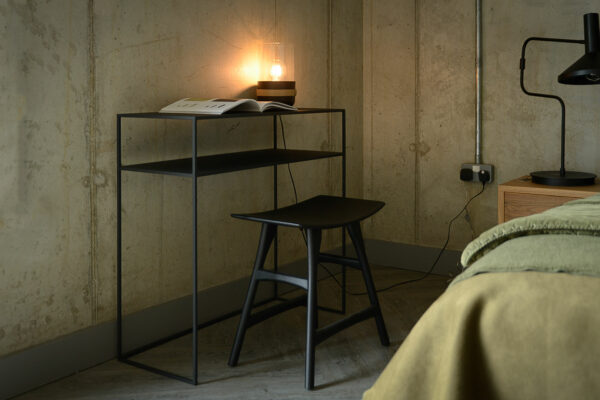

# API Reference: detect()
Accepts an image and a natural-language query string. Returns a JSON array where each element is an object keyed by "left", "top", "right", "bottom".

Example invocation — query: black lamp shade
[{"left": 559, "top": 13, "right": 600, "bottom": 84}]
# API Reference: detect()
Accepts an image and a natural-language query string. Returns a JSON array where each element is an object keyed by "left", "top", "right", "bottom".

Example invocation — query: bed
[{"left": 363, "top": 194, "right": 600, "bottom": 400}]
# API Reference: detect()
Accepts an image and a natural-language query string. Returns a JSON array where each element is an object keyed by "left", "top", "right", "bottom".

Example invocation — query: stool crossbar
[{"left": 228, "top": 195, "right": 390, "bottom": 390}]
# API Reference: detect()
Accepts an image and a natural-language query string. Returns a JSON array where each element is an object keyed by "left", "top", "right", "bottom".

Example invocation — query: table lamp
[
  {"left": 257, "top": 42, "right": 296, "bottom": 106},
  {"left": 520, "top": 12, "right": 600, "bottom": 186}
]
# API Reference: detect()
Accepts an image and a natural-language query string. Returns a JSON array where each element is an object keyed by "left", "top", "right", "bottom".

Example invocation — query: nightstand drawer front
[
  {"left": 498, "top": 176, "right": 600, "bottom": 223},
  {"left": 504, "top": 192, "right": 578, "bottom": 222}
]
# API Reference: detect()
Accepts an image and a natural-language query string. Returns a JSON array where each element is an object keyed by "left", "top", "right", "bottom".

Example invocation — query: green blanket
[
  {"left": 363, "top": 194, "right": 600, "bottom": 400},
  {"left": 363, "top": 272, "right": 600, "bottom": 400},
  {"left": 453, "top": 193, "right": 600, "bottom": 285}
]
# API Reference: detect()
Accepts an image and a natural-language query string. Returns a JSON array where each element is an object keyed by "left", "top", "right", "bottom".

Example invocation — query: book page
[
  {"left": 159, "top": 98, "right": 296, "bottom": 114},
  {"left": 160, "top": 98, "right": 246, "bottom": 114}
]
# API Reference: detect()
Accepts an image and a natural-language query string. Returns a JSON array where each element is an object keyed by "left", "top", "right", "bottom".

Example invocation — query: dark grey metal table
[{"left": 116, "top": 108, "right": 346, "bottom": 384}]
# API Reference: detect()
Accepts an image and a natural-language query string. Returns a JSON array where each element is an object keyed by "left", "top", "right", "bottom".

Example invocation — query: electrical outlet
[{"left": 460, "top": 163, "right": 494, "bottom": 183}]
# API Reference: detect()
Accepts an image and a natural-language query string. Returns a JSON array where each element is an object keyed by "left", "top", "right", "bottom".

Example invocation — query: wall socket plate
[{"left": 460, "top": 163, "right": 494, "bottom": 183}]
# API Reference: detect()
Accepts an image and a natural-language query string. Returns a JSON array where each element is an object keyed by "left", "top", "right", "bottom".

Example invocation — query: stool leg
[
  {"left": 228, "top": 223, "right": 277, "bottom": 367},
  {"left": 305, "top": 228, "right": 321, "bottom": 390},
  {"left": 347, "top": 222, "right": 390, "bottom": 346}
]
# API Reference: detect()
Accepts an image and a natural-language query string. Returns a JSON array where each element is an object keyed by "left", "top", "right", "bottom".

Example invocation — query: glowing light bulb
[
  {"left": 586, "top": 73, "right": 600, "bottom": 82},
  {"left": 270, "top": 62, "right": 282, "bottom": 81}
]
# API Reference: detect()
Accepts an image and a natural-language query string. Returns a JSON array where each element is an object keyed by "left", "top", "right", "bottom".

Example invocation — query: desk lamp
[
  {"left": 520, "top": 12, "right": 600, "bottom": 186},
  {"left": 257, "top": 42, "right": 296, "bottom": 106}
]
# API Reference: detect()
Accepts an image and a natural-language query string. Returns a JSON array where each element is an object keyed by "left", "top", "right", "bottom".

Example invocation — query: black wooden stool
[{"left": 227, "top": 195, "right": 390, "bottom": 390}]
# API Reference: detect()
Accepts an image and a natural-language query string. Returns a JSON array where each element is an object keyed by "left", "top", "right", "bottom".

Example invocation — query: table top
[{"left": 118, "top": 107, "right": 344, "bottom": 120}]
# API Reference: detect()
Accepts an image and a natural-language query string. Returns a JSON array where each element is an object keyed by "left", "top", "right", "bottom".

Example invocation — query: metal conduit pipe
[
  {"left": 460, "top": 0, "right": 494, "bottom": 184},
  {"left": 475, "top": 0, "right": 482, "bottom": 164}
]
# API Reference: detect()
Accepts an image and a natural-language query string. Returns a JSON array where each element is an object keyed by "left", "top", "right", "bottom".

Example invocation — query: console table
[{"left": 116, "top": 108, "right": 346, "bottom": 384}]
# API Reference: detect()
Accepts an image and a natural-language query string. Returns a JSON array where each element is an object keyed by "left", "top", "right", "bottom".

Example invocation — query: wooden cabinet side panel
[{"left": 498, "top": 188, "right": 506, "bottom": 224}]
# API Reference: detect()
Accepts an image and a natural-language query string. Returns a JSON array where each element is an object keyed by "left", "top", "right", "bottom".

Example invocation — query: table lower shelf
[{"left": 120, "top": 148, "right": 342, "bottom": 177}]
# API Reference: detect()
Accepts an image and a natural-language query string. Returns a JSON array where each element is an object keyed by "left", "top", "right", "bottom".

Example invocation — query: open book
[{"left": 159, "top": 98, "right": 297, "bottom": 115}]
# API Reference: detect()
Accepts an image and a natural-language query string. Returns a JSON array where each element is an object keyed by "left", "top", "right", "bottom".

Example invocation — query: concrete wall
[
  {"left": 363, "top": 0, "right": 600, "bottom": 250},
  {"left": 0, "top": 0, "right": 363, "bottom": 358},
  {"left": 5, "top": 0, "right": 600, "bottom": 369},
  {"left": 0, "top": 0, "right": 93, "bottom": 359}
]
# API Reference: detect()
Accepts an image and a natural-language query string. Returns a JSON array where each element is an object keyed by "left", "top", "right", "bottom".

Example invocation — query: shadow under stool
[{"left": 227, "top": 195, "right": 390, "bottom": 390}]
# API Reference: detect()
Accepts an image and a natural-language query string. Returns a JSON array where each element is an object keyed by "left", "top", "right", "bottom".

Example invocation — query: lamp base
[
  {"left": 257, "top": 81, "right": 296, "bottom": 106},
  {"left": 530, "top": 170, "right": 596, "bottom": 186}
]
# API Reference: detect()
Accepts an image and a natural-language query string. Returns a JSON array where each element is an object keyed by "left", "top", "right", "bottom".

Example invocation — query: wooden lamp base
[{"left": 257, "top": 81, "right": 296, "bottom": 106}]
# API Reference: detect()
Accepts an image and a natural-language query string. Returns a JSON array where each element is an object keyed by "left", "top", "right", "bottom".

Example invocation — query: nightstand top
[{"left": 499, "top": 175, "right": 600, "bottom": 198}]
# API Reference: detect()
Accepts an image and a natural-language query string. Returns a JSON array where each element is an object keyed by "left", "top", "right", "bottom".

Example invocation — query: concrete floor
[{"left": 14, "top": 267, "right": 448, "bottom": 400}]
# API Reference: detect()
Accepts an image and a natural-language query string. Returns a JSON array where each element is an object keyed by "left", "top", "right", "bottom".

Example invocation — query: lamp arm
[{"left": 520, "top": 37, "right": 584, "bottom": 176}]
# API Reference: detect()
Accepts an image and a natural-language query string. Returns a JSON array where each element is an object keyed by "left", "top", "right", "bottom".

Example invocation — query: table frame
[{"left": 116, "top": 108, "right": 346, "bottom": 384}]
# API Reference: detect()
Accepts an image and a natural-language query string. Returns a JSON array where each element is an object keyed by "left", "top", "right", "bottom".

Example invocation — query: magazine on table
[{"left": 159, "top": 98, "right": 297, "bottom": 115}]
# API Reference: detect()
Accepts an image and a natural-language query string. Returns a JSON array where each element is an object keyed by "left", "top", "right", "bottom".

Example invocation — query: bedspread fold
[{"left": 461, "top": 193, "right": 600, "bottom": 267}]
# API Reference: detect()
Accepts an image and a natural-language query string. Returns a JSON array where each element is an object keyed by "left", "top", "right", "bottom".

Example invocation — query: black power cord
[
  {"left": 344, "top": 182, "right": 486, "bottom": 295},
  {"left": 278, "top": 115, "right": 299, "bottom": 204},
  {"left": 278, "top": 115, "right": 487, "bottom": 295}
]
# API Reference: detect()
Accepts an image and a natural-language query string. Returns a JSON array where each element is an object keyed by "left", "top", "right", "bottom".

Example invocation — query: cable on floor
[{"left": 321, "top": 182, "right": 486, "bottom": 295}]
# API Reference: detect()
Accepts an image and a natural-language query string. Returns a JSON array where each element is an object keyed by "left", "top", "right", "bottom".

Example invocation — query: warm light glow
[
  {"left": 240, "top": 60, "right": 261, "bottom": 84},
  {"left": 237, "top": 41, "right": 262, "bottom": 85},
  {"left": 270, "top": 62, "right": 282, "bottom": 81}
]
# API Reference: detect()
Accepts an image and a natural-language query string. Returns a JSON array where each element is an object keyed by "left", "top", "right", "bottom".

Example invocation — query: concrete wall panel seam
[
  {"left": 413, "top": 0, "right": 420, "bottom": 244},
  {"left": 87, "top": 0, "right": 99, "bottom": 326},
  {"left": 328, "top": 0, "right": 333, "bottom": 195}
]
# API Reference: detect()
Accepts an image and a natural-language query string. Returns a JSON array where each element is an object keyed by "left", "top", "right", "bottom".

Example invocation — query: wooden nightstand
[{"left": 498, "top": 176, "right": 600, "bottom": 223}]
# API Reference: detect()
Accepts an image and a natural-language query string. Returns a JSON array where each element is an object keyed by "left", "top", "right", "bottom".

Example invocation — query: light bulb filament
[{"left": 270, "top": 63, "right": 282, "bottom": 81}]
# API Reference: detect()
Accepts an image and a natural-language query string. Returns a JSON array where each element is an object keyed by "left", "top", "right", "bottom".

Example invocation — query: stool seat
[{"left": 232, "top": 195, "right": 385, "bottom": 229}]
